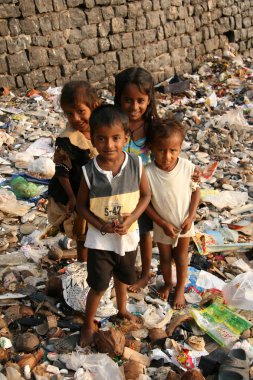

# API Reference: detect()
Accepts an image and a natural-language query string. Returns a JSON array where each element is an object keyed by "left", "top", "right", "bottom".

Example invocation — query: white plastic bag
[
  {"left": 223, "top": 271, "right": 253, "bottom": 310},
  {"left": 28, "top": 157, "right": 55, "bottom": 178}
]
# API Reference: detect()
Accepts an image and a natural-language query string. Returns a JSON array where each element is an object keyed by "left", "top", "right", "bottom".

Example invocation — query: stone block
[
  {"left": 156, "top": 40, "right": 167, "bottom": 54},
  {"left": 29, "top": 46, "right": 49, "bottom": 68},
  {"left": 59, "top": 11, "right": 71, "bottom": 30},
  {"left": 171, "top": 47, "right": 187, "bottom": 66},
  {"left": 185, "top": 17, "right": 195, "bottom": 33},
  {"left": 181, "top": 35, "right": 191, "bottom": 47},
  {"left": 44, "top": 66, "right": 61, "bottom": 82},
  {"left": 16, "top": 76, "right": 24, "bottom": 88},
  {"left": 76, "top": 58, "right": 93, "bottom": 70},
  {"left": 122, "top": 32, "right": 133, "bottom": 48},
  {"left": 48, "top": 31, "right": 66, "bottom": 47},
  {"left": 133, "top": 46, "right": 145, "bottom": 63},
  {"left": 248, "top": 26, "right": 253, "bottom": 38},
  {"left": 165, "top": 6, "right": 178, "bottom": 20},
  {"left": 211, "top": 8, "right": 222, "bottom": 21},
  {"left": 8, "top": 51, "right": 30, "bottom": 74},
  {"left": 53, "top": 0, "right": 67, "bottom": 11},
  {"left": 167, "top": 35, "right": 181, "bottom": 51},
  {"left": 68, "top": 29, "right": 82, "bottom": 43},
  {"left": 204, "top": 35, "right": 219, "bottom": 52},
  {"left": 202, "top": 26, "right": 209, "bottom": 40},
  {"left": 243, "top": 17, "right": 251, "bottom": 28},
  {"left": 104, "top": 51, "right": 117, "bottom": 62},
  {"left": 115, "top": 5, "right": 127, "bottom": 18},
  {"left": 163, "top": 22, "right": 175, "bottom": 38},
  {"left": 146, "top": 11, "right": 160, "bottom": 28},
  {"left": 9, "top": 19, "right": 21, "bottom": 36},
  {"left": 190, "top": 31, "right": 203, "bottom": 45},
  {"left": 188, "top": 5, "right": 194, "bottom": 16},
  {"left": 174, "top": 20, "right": 186, "bottom": 34},
  {"left": 229, "top": 17, "right": 235, "bottom": 30},
  {"left": 65, "top": 44, "right": 81, "bottom": 60},
  {"left": 32, "top": 35, "right": 48, "bottom": 46},
  {"left": 109, "top": 34, "right": 122, "bottom": 49},
  {"left": 178, "top": 5, "right": 188, "bottom": 19},
  {"left": 83, "top": 0, "right": 95, "bottom": 7},
  {"left": 125, "top": 19, "right": 136, "bottom": 32},
  {"left": 69, "top": 8, "right": 86, "bottom": 28},
  {"left": 101, "top": 6, "right": 114, "bottom": 20},
  {"left": 142, "top": 0, "right": 152, "bottom": 11},
  {"left": 67, "top": 0, "right": 83, "bottom": 6},
  {"left": 81, "top": 24, "right": 97, "bottom": 39},
  {"left": 85, "top": 8, "right": 102, "bottom": 24},
  {"left": 144, "top": 43, "right": 157, "bottom": 60},
  {"left": 20, "top": 16, "right": 40, "bottom": 34},
  {"left": 99, "top": 37, "right": 110, "bottom": 52},
  {"left": 80, "top": 38, "right": 99, "bottom": 56},
  {"left": 0, "top": 56, "right": 7, "bottom": 74},
  {"left": 105, "top": 60, "right": 118, "bottom": 76},
  {"left": 61, "top": 62, "right": 77, "bottom": 76},
  {"left": 0, "top": 20, "right": 9, "bottom": 36},
  {"left": 87, "top": 63, "right": 105, "bottom": 81},
  {"left": 0, "top": 37, "right": 6, "bottom": 54},
  {"left": 187, "top": 46, "right": 195, "bottom": 62},
  {"left": 160, "top": 0, "right": 169, "bottom": 10},
  {"left": 93, "top": 52, "right": 105, "bottom": 64},
  {"left": 223, "top": 7, "right": 232, "bottom": 16},
  {"left": 24, "top": 69, "right": 45, "bottom": 87},
  {"left": 71, "top": 70, "right": 88, "bottom": 81},
  {"left": 144, "top": 29, "right": 156, "bottom": 43},
  {"left": 241, "top": 28, "right": 248, "bottom": 40},
  {"left": 117, "top": 48, "right": 133, "bottom": 69},
  {"left": 111, "top": 0, "right": 125, "bottom": 4},
  {"left": 0, "top": 75, "right": 16, "bottom": 89},
  {"left": 19, "top": 0, "right": 36, "bottom": 17},
  {"left": 111, "top": 17, "right": 125, "bottom": 33},
  {"left": 95, "top": 0, "right": 110, "bottom": 4},
  {"left": 0, "top": 4, "right": 21, "bottom": 18},
  {"left": 128, "top": 2, "right": 143, "bottom": 18},
  {"left": 201, "top": 11, "right": 212, "bottom": 25},
  {"left": 157, "top": 25, "right": 164, "bottom": 40},
  {"left": 51, "top": 13, "right": 60, "bottom": 30},
  {"left": 136, "top": 16, "right": 146, "bottom": 30},
  {"left": 98, "top": 21, "right": 110, "bottom": 37},
  {"left": 7, "top": 35, "right": 31, "bottom": 54},
  {"left": 133, "top": 31, "right": 144, "bottom": 47},
  {"left": 39, "top": 15, "right": 52, "bottom": 35},
  {"left": 48, "top": 47, "right": 66, "bottom": 65},
  {"left": 152, "top": 0, "right": 160, "bottom": 10},
  {"left": 35, "top": 0, "right": 53, "bottom": 13},
  {"left": 194, "top": 16, "right": 201, "bottom": 29}
]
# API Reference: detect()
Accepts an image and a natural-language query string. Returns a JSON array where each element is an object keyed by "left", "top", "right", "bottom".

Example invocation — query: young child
[
  {"left": 145, "top": 118, "right": 200, "bottom": 309},
  {"left": 47, "top": 81, "right": 99, "bottom": 262},
  {"left": 114, "top": 67, "right": 159, "bottom": 292},
  {"left": 76, "top": 105, "right": 150, "bottom": 346}
]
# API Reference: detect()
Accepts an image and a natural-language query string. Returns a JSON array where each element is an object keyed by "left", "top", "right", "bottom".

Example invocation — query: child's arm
[
  {"left": 146, "top": 203, "right": 179, "bottom": 239},
  {"left": 114, "top": 168, "right": 151, "bottom": 235},
  {"left": 76, "top": 176, "right": 115, "bottom": 234},
  {"left": 57, "top": 177, "right": 76, "bottom": 215},
  {"left": 181, "top": 187, "right": 200, "bottom": 234}
]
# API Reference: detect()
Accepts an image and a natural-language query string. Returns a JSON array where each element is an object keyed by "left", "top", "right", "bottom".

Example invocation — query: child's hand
[
  {"left": 181, "top": 216, "right": 194, "bottom": 234},
  {"left": 66, "top": 195, "right": 76, "bottom": 215},
  {"left": 114, "top": 214, "right": 132, "bottom": 235},
  {"left": 161, "top": 222, "right": 179, "bottom": 238},
  {"left": 192, "top": 166, "right": 201, "bottom": 183},
  {"left": 101, "top": 222, "right": 116, "bottom": 234}
]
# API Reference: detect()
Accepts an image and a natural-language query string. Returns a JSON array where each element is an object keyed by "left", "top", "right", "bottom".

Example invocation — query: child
[
  {"left": 114, "top": 67, "right": 159, "bottom": 292},
  {"left": 145, "top": 118, "right": 200, "bottom": 309},
  {"left": 47, "top": 81, "right": 99, "bottom": 262},
  {"left": 76, "top": 105, "right": 150, "bottom": 346}
]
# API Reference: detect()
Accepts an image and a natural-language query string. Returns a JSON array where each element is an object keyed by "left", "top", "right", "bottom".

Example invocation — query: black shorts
[
  {"left": 138, "top": 211, "right": 153, "bottom": 235},
  {"left": 87, "top": 248, "right": 137, "bottom": 292}
]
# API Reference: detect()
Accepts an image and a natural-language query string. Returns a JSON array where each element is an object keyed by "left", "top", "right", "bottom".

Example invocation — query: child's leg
[
  {"left": 114, "top": 277, "right": 141, "bottom": 323},
  {"left": 172, "top": 237, "right": 190, "bottom": 309},
  {"left": 128, "top": 231, "right": 152, "bottom": 292},
  {"left": 157, "top": 242, "right": 173, "bottom": 300},
  {"left": 73, "top": 214, "right": 87, "bottom": 262},
  {"left": 77, "top": 241, "right": 88, "bottom": 262},
  {"left": 80, "top": 288, "right": 104, "bottom": 347}
]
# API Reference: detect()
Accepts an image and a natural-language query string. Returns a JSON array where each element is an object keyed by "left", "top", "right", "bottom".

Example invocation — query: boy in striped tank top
[{"left": 76, "top": 105, "right": 151, "bottom": 347}]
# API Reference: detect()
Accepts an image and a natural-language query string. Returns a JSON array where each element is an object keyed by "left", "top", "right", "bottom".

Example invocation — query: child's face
[
  {"left": 120, "top": 84, "right": 150, "bottom": 123},
  {"left": 92, "top": 123, "right": 128, "bottom": 161},
  {"left": 62, "top": 102, "right": 91, "bottom": 134},
  {"left": 151, "top": 133, "right": 182, "bottom": 172}
]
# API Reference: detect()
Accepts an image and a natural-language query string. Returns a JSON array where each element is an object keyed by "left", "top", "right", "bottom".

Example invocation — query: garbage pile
[{"left": 0, "top": 52, "right": 252, "bottom": 380}]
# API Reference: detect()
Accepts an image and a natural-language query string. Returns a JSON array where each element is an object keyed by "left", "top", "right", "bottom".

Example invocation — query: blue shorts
[{"left": 138, "top": 212, "right": 153, "bottom": 235}]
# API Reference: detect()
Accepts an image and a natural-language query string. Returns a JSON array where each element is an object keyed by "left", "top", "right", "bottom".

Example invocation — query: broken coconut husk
[
  {"left": 123, "top": 359, "right": 146, "bottom": 380},
  {"left": 15, "top": 332, "right": 39, "bottom": 353},
  {"left": 166, "top": 314, "right": 195, "bottom": 337},
  {"left": 148, "top": 328, "right": 168, "bottom": 343},
  {"left": 94, "top": 327, "right": 125, "bottom": 357}
]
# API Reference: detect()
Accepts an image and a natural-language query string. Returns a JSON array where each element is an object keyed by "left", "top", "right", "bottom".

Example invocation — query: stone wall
[{"left": 0, "top": 0, "right": 253, "bottom": 91}]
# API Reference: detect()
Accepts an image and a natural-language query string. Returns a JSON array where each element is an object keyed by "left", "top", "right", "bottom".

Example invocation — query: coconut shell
[
  {"left": 15, "top": 332, "right": 39, "bottom": 353},
  {"left": 123, "top": 360, "right": 146, "bottom": 380},
  {"left": 0, "top": 347, "right": 9, "bottom": 363},
  {"left": 149, "top": 328, "right": 167, "bottom": 343},
  {"left": 94, "top": 328, "right": 125, "bottom": 357}
]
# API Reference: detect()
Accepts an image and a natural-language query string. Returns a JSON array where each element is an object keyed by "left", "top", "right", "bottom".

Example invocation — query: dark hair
[
  {"left": 89, "top": 104, "right": 129, "bottom": 138},
  {"left": 147, "top": 117, "right": 186, "bottom": 145},
  {"left": 114, "top": 67, "right": 159, "bottom": 128},
  {"left": 60, "top": 80, "right": 99, "bottom": 111}
]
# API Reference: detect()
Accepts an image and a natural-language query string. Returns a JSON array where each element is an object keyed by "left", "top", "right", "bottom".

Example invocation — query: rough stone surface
[{"left": 0, "top": 0, "right": 252, "bottom": 90}]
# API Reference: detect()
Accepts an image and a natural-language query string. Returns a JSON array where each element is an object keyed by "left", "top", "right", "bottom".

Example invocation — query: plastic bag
[
  {"left": 191, "top": 303, "right": 252, "bottom": 348},
  {"left": 223, "top": 271, "right": 253, "bottom": 310},
  {"left": 0, "top": 188, "right": 31, "bottom": 216},
  {"left": 10, "top": 176, "right": 41, "bottom": 199},
  {"left": 59, "top": 352, "right": 124, "bottom": 380},
  {"left": 28, "top": 157, "right": 55, "bottom": 178}
]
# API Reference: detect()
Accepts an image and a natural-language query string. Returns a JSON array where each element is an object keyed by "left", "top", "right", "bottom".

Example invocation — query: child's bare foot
[
  {"left": 128, "top": 274, "right": 150, "bottom": 293},
  {"left": 173, "top": 288, "right": 186, "bottom": 309},
  {"left": 79, "top": 322, "right": 96, "bottom": 347},
  {"left": 158, "top": 284, "right": 171, "bottom": 301},
  {"left": 117, "top": 311, "right": 142, "bottom": 324}
]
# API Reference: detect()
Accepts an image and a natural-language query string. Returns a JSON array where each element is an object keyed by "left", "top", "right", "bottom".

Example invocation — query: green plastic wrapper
[
  {"left": 10, "top": 176, "right": 40, "bottom": 199},
  {"left": 191, "top": 303, "right": 252, "bottom": 348}
]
